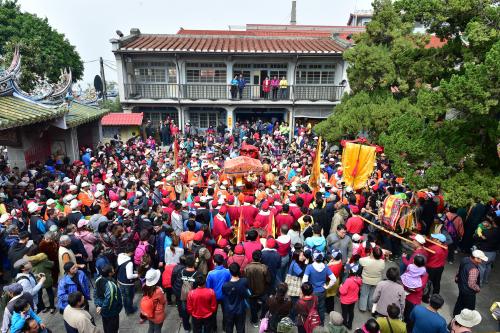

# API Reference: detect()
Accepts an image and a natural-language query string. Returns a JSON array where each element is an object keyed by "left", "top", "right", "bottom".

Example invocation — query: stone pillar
[
  {"left": 289, "top": 107, "right": 295, "bottom": 142},
  {"left": 288, "top": 59, "right": 297, "bottom": 100},
  {"left": 225, "top": 106, "right": 235, "bottom": 133},
  {"left": 226, "top": 59, "right": 234, "bottom": 100},
  {"left": 68, "top": 127, "right": 79, "bottom": 163},
  {"left": 96, "top": 121, "right": 103, "bottom": 143}
]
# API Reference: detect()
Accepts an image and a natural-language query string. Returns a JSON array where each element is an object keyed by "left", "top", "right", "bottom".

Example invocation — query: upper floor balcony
[{"left": 123, "top": 83, "right": 345, "bottom": 102}]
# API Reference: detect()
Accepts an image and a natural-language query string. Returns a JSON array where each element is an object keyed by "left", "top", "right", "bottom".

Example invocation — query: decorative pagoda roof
[
  {"left": 0, "top": 95, "right": 68, "bottom": 130},
  {"left": 0, "top": 48, "right": 108, "bottom": 131}
]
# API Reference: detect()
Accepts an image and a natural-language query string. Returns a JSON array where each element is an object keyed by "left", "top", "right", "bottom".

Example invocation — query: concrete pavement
[{"left": 32, "top": 254, "right": 499, "bottom": 332}]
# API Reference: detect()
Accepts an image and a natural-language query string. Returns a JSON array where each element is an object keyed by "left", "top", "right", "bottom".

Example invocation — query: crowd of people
[{"left": 0, "top": 119, "right": 498, "bottom": 333}]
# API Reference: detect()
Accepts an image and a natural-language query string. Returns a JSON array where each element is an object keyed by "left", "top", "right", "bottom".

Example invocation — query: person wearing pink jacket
[{"left": 339, "top": 264, "right": 362, "bottom": 329}]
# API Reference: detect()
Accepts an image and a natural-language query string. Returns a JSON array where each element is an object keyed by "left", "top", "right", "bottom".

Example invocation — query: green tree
[
  {"left": 99, "top": 98, "right": 122, "bottom": 113},
  {"left": 0, "top": 0, "right": 83, "bottom": 90},
  {"left": 316, "top": 0, "right": 499, "bottom": 206}
]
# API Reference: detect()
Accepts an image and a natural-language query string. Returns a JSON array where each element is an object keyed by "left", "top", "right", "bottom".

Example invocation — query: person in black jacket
[
  {"left": 161, "top": 120, "right": 171, "bottom": 146},
  {"left": 453, "top": 250, "right": 487, "bottom": 315},
  {"left": 473, "top": 215, "right": 499, "bottom": 286},
  {"left": 8, "top": 231, "right": 32, "bottom": 274}
]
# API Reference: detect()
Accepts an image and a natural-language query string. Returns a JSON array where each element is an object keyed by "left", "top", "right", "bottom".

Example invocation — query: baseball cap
[
  {"left": 472, "top": 249, "right": 488, "bottom": 262},
  {"left": 430, "top": 233, "right": 446, "bottom": 243}
]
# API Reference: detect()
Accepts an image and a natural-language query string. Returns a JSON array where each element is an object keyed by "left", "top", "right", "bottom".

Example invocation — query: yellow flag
[
  {"left": 341, "top": 142, "right": 376, "bottom": 190},
  {"left": 309, "top": 136, "right": 322, "bottom": 190}
]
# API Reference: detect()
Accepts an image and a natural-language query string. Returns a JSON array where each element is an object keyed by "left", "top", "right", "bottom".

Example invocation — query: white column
[
  {"left": 97, "top": 122, "right": 103, "bottom": 143},
  {"left": 115, "top": 54, "right": 126, "bottom": 103},
  {"left": 176, "top": 106, "right": 184, "bottom": 133},
  {"left": 69, "top": 127, "right": 79, "bottom": 163},
  {"left": 226, "top": 59, "right": 234, "bottom": 100},
  {"left": 226, "top": 106, "right": 235, "bottom": 133},
  {"left": 289, "top": 107, "right": 295, "bottom": 142},
  {"left": 288, "top": 59, "right": 297, "bottom": 100}
]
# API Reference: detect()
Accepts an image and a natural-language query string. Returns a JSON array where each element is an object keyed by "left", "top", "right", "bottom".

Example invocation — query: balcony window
[
  {"left": 186, "top": 63, "right": 227, "bottom": 83},
  {"left": 269, "top": 70, "right": 287, "bottom": 79},
  {"left": 133, "top": 62, "right": 177, "bottom": 83},
  {"left": 296, "top": 64, "right": 336, "bottom": 85}
]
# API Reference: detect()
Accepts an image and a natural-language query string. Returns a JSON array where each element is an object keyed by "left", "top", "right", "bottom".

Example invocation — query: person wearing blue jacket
[
  {"left": 57, "top": 262, "right": 91, "bottom": 313},
  {"left": 261, "top": 238, "right": 282, "bottom": 292},
  {"left": 237, "top": 74, "right": 246, "bottom": 99},
  {"left": 94, "top": 264, "right": 123, "bottom": 333},
  {"left": 222, "top": 263, "right": 249, "bottom": 333},
  {"left": 9, "top": 298, "right": 44, "bottom": 333},
  {"left": 81, "top": 149, "right": 91, "bottom": 169},
  {"left": 206, "top": 254, "right": 231, "bottom": 332}
]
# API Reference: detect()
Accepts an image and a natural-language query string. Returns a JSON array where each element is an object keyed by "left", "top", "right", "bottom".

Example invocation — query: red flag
[
  {"left": 173, "top": 138, "right": 180, "bottom": 167},
  {"left": 237, "top": 212, "right": 246, "bottom": 243}
]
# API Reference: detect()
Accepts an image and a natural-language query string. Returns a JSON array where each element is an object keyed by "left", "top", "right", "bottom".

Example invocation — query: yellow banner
[
  {"left": 309, "top": 137, "right": 322, "bottom": 190},
  {"left": 341, "top": 142, "right": 376, "bottom": 190}
]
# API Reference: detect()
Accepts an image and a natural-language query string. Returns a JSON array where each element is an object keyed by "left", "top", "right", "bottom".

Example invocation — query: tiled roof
[
  {"left": 177, "top": 29, "right": 332, "bottom": 38},
  {"left": 65, "top": 102, "right": 109, "bottom": 128},
  {"left": 0, "top": 96, "right": 68, "bottom": 130},
  {"left": 120, "top": 34, "right": 345, "bottom": 54},
  {"left": 101, "top": 112, "right": 143, "bottom": 126}
]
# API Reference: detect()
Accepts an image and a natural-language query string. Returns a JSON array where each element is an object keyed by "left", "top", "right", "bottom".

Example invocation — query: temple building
[{"left": 0, "top": 48, "right": 109, "bottom": 169}]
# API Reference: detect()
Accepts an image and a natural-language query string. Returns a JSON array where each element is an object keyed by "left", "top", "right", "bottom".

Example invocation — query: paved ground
[{"left": 6, "top": 254, "right": 499, "bottom": 332}]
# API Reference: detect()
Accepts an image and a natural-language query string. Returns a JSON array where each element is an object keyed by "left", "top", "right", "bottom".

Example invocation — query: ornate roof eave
[
  {"left": 14, "top": 68, "right": 73, "bottom": 106},
  {"left": 0, "top": 46, "right": 21, "bottom": 96}
]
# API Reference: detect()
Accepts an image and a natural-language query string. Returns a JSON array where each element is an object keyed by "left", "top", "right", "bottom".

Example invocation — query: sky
[{"left": 17, "top": 0, "right": 373, "bottom": 86}]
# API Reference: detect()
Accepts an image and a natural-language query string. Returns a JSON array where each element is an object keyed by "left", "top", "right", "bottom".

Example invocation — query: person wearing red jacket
[
  {"left": 345, "top": 206, "right": 364, "bottom": 235},
  {"left": 240, "top": 196, "right": 258, "bottom": 227},
  {"left": 187, "top": 274, "right": 217, "bottom": 333},
  {"left": 243, "top": 230, "right": 263, "bottom": 262},
  {"left": 253, "top": 202, "right": 272, "bottom": 235},
  {"left": 212, "top": 206, "right": 233, "bottom": 241},
  {"left": 339, "top": 264, "right": 362, "bottom": 329},
  {"left": 425, "top": 233, "right": 448, "bottom": 296},
  {"left": 275, "top": 204, "right": 294, "bottom": 233},
  {"left": 226, "top": 196, "right": 241, "bottom": 225}
]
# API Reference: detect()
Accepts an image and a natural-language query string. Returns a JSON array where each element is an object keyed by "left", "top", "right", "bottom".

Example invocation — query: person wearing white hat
[
  {"left": 27, "top": 202, "right": 46, "bottom": 243},
  {"left": 141, "top": 269, "right": 167, "bottom": 332},
  {"left": 450, "top": 309, "right": 481, "bottom": 331},
  {"left": 401, "top": 234, "right": 427, "bottom": 271},
  {"left": 67, "top": 200, "right": 84, "bottom": 225},
  {"left": 453, "top": 249, "right": 488, "bottom": 315},
  {"left": 77, "top": 182, "right": 94, "bottom": 215},
  {"left": 0, "top": 213, "right": 11, "bottom": 224}
]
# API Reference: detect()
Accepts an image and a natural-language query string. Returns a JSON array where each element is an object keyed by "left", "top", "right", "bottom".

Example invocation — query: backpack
[
  {"left": 140, "top": 294, "right": 156, "bottom": 319},
  {"left": 303, "top": 298, "right": 321, "bottom": 333},
  {"left": 445, "top": 215, "right": 459, "bottom": 241},
  {"left": 180, "top": 269, "right": 197, "bottom": 301},
  {"left": 277, "top": 317, "right": 295, "bottom": 333},
  {"left": 134, "top": 241, "right": 151, "bottom": 265}
]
